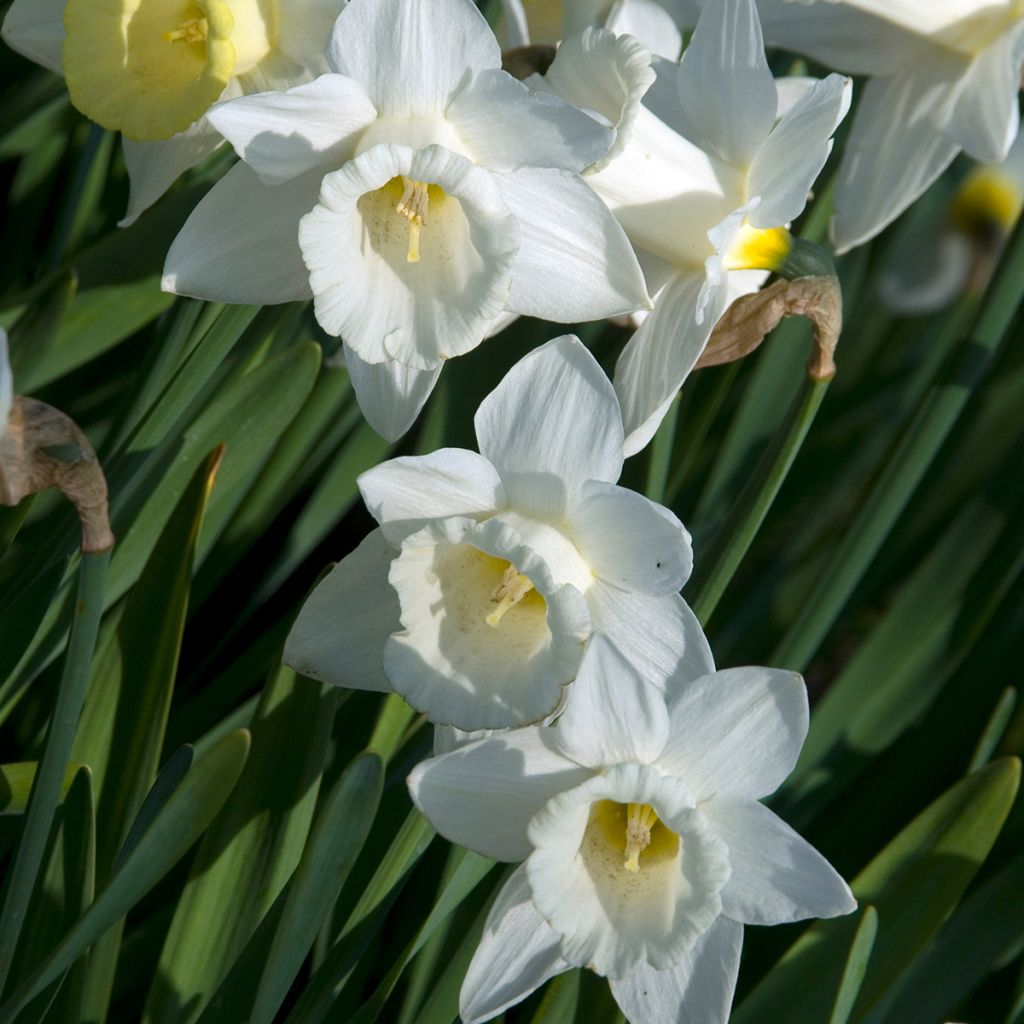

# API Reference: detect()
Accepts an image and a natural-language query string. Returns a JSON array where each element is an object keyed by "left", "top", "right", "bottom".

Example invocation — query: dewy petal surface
[
  {"left": 568, "top": 481, "right": 693, "bottom": 594},
  {"left": 207, "top": 74, "right": 378, "bottom": 184},
  {"left": 408, "top": 731, "right": 590, "bottom": 861},
  {"left": 474, "top": 335, "right": 625, "bottom": 515},
  {"left": 609, "top": 915, "right": 743, "bottom": 1024},
  {"left": 283, "top": 528, "right": 400, "bottom": 694},
  {"left": 358, "top": 448, "right": 505, "bottom": 545},
  {"left": 673, "top": 0, "right": 776, "bottom": 166},
  {"left": 342, "top": 343, "right": 442, "bottom": 443},
  {"left": 500, "top": 167, "right": 651, "bottom": 323},
  {"left": 163, "top": 162, "right": 319, "bottom": 304},
  {"left": 702, "top": 799, "right": 856, "bottom": 925},
  {"left": 448, "top": 68, "right": 613, "bottom": 174},
  {"left": 300, "top": 143, "right": 519, "bottom": 370},
  {"left": 326, "top": 0, "right": 500, "bottom": 114},
  {"left": 459, "top": 865, "right": 571, "bottom": 1024},
  {"left": 384, "top": 516, "right": 590, "bottom": 729},
  {"left": 658, "top": 667, "right": 808, "bottom": 803},
  {"left": 555, "top": 634, "right": 670, "bottom": 769}
]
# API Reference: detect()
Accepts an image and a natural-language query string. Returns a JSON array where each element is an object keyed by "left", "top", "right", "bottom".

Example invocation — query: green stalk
[
  {"left": 644, "top": 394, "right": 680, "bottom": 504},
  {"left": 691, "top": 376, "right": 831, "bottom": 626},
  {"left": 0, "top": 549, "right": 110, "bottom": 997},
  {"left": 770, "top": 213, "right": 1024, "bottom": 670}
]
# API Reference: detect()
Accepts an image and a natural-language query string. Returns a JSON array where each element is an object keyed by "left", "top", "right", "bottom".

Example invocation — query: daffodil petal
[
  {"left": 326, "top": 0, "right": 500, "bottom": 114},
  {"left": 162, "top": 161, "right": 318, "bottom": 303},
  {"left": 459, "top": 866, "right": 570, "bottom": 1024},
  {"left": 282, "top": 528, "right": 400, "bottom": 693},
  {"left": 605, "top": 0, "right": 684, "bottom": 61},
  {"left": 207, "top": 73, "right": 378, "bottom": 184},
  {"left": 657, "top": 667, "right": 808, "bottom": 803},
  {"left": 2, "top": 0, "right": 66, "bottom": 74},
  {"left": 409, "top": 734, "right": 589, "bottom": 861},
  {"left": 702, "top": 800, "right": 856, "bottom": 925},
  {"left": 359, "top": 448, "right": 505, "bottom": 545},
  {"left": 474, "top": 335, "right": 625, "bottom": 511},
  {"left": 609, "top": 916, "right": 743, "bottom": 1024}
]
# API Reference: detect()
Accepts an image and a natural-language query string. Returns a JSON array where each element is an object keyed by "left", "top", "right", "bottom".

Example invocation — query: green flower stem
[
  {"left": 645, "top": 393, "right": 680, "bottom": 504},
  {"left": 0, "top": 549, "right": 110, "bottom": 997},
  {"left": 770, "top": 213, "right": 1024, "bottom": 670},
  {"left": 691, "top": 375, "right": 831, "bottom": 626}
]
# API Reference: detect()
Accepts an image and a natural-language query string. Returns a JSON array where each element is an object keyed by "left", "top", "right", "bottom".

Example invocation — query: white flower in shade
[
  {"left": 408, "top": 634, "right": 857, "bottom": 1024},
  {"left": 749, "top": 0, "right": 1024, "bottom": 252},
  {"left": 499, "top": 0, "right": 690, "bottom": 59},
  {"left": 540, "top": 0, "right": 850, "bottom": 454},
  {"left": 0, "top": 330, "right": 12, "bottom": 438},
  {"left": 283, "top": 335, "right": 709, "bottom": 731},
  {"left": 878, "top": 129, "right": 1024, "bottom": 315},
  {"left": 1, "top": 0, "right": 344, "bottom": 225},
  {"left": 161, "top": 0, "right": 649, "bottom": 443}
]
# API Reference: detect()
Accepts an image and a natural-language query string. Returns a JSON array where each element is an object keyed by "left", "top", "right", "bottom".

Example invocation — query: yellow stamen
[
  {"left": 396, "top": 176, "right": 430, "bottom": 263},
  {"left": 486, "top": 564, "right": 535, "bottom": 627},
  {"left": 623, "top": 803, "right": 659, "bottom": 873},
  {"left": 722, "top": 223, "right": 792, "bottom": 273},
  {"left": 166, "top": 17, "right": 209, "bottom": 43}
]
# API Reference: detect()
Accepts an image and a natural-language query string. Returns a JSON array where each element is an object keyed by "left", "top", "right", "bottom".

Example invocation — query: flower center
[
  {"left": 587, "top": 799, "right": 680, "bottom": 875},
  {"left": 166, "top": 15, "right": 208, "bottom": 42},
  {"left": 486, "top": 564, "right": 537, "bottom": 627},
  {"left": 722, "top": 223, "right": 793, "bottom": 272},
  {"left": 396, "top": 177, "right": 431, "bottom": 263}
]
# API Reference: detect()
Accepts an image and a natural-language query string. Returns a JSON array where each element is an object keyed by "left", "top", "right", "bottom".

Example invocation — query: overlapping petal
[{"left": 2, "top": 0, "right": 65, "bottom": 75}]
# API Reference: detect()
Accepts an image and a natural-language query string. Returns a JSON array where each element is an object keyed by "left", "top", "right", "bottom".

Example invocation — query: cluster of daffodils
[{"left": 14, "top": 0, "right": 1024, "bottom": 1016}]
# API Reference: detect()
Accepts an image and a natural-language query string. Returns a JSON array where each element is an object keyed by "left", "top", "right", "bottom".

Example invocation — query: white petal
[
  {"left": 831, "top": 70, "right": 962, "bottom": 253},
  {"left": 568, "top": 480, "right": 692, "bottom": 594},
  {"left": 283, "top": 529, "right": 399, "bottom": 693},
  {"left": 0, "top": 329, "right": 12, "bottom": 437},
  {"left": 448, "top": 68, "right": 612, "bottom": 173},
  {"left": 605, "top": 0, "right": 683, "bottom": 61},
  {"left": 946, "top": 25, "right": 1024, "bottom": 164},
  {"left": 609, "top": 916, "right": 743, "bottom": 1024},
  {"left": 384, "top": 516, "right": 591, "bottom": 730},
  {"left": 274, "top": 0, "right": 346, "bottom": 69},
  {"left": 120, "top": 119, "right": 225, "bottom": 227},
  {"left": 498, "top": 0, "right": 530, "bottom": 48},
  {"left": 207, "top": 75, "right": 377, "bottom": 184},
  {"left": 358, "top": 448, "right": 505, "bottom": 545},
  {"left": 474, "top": 335, "right": 625, "bottom": 513},
  {"left": 499, "top": 167, "right": 651, "bottom": 322},
  {"left": 432, "top": 724, "right": 498, "bottom": 755},
  {"left": 674, "top": 0, "right": 776, "bottom": 165},
  {"left": 343, "top": 342, "right": 441, "bottom": 443},
  {"left": 162, "top": 161, "right": 317, "bottom": 303},
  {"left": 747, "top": 74, "right": 852, "bottom": 229},
  {"left": 657, "top": 667, "right": 808, "bottom": 802},
  {"left": 326, "top": 0, "right": 499, "bottom": 114},
  {"left": 2, "top": 0, "right": 65, "bottom": 74},
  {"left": 614, "top": 271, "right": 722, "bottom": 457},
  {"left": 409, "top": 730, "right": 590, "bottom": 860},
  {"left": 300, "top": 143, "right": 519, "bottom": 369},
  {"left": 541, "top": 27, "right": 656, "bottom": 170},
  {"left": 527, "top": 764, "right": 730, "bottom": 977},
  {"left": 586, "top": 583, "right": 713, "bottom": 689},
  {"left": 555, "top": 633, "right": 670, "bottom": 768},
  {"left": 459, "top": 865, "right": 571, "bottom": 1024},
  {"left": 702, "top": 800, "right": 856, "bottom": 925}
]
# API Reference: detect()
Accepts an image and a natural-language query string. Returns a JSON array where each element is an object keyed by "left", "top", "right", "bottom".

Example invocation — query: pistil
[
  {"left": 396, "top": 177, "right": 430, "bottom": 263},
  {"left": 486, "top": 564, "right": 535, "bottom": 627},
  {"left": 623, "top": 803, "right": 659, "bottom": 872},
  {"left": 166, "top": 17, "right": 209, "bottom": 44}
]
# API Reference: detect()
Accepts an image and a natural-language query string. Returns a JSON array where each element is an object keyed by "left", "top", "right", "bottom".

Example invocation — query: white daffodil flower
[
  {"left": 409, "top": 633, "right": 857, "bottom": 1024},
  {"left": 500, "top": 0, "right": 689, "bottom": 59},
  {"left": 540, "top": 0, "right": 850, "bottom": 453},
  {"left": 162, "top": 0, "right": 649, "bottom": 442},
  {"left": 0, "top": 330, "right": 12, "bottom": 439},
  {"left": 284, "top": 335, "right": 709, "bottom": 731},
  {"left": 1, "top": 0, "right": 344, "bottom": 225},
  {"left": 878, "top": 129, "right": 1024, "bottom": 315},
  {"left": 750, "top": 0, "right": 1024, "bottom": 252}
]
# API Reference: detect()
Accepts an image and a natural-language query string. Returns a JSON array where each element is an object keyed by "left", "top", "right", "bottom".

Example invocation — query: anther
[
  {"left": 166, "top": 17, "right": 208, "bottom": 43},
  {"left": 396, "top": 176, "right": 430, "bottom": 263},
  {"left": 486, "top": 564, "right": 535, "bottom": 627},
  {"left": 623, "top": 803, "right": 658, "bottom": 872}
]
